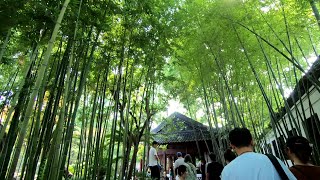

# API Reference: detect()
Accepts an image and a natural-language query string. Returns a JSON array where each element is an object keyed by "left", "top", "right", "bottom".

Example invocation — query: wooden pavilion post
[{"left": 164, "top": 152, "right": 167, "bottom": 176}]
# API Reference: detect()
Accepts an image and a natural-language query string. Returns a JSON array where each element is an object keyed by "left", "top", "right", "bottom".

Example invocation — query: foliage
[{"left": 1, "top": 0, "right": 320, "bottom": 179}]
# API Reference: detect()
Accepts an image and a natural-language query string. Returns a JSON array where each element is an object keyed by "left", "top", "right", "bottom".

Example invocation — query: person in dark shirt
[
  {"left": 177, "top": 165, "right": 188, "bottom": 180},
  {"left": 206, "top": 153, "right": 223, "bottom": 180},
  {"left": 286, "top": 136, "right": 320, "bottom": 180},
  {"left": 200, "top": 157, "right": 206, "bottom": 180},
  {"left": 223, "top": 149, "right": 236, "bottom": 164}
]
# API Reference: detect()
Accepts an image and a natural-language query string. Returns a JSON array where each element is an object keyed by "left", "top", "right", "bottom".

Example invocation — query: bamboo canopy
[{"left": 1, "top": 0, "right": 320, "bottom": 179}]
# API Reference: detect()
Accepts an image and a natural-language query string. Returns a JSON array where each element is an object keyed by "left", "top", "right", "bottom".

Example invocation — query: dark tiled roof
[
  {"left": 151, "top": 112, "right": 213, "bottom": 144},
  {"left": 276, "top": 57, "right": 320, "bottom": 119}
]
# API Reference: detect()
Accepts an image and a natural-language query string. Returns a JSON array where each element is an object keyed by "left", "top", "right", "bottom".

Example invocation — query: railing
[{"left": 197, "top": 174, "right": 202, "bottom": 180}]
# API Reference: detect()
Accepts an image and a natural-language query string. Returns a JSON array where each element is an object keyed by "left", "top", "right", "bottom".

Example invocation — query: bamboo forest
[{"left": 1, "top": 0, "right": 320, "bottom": 179}]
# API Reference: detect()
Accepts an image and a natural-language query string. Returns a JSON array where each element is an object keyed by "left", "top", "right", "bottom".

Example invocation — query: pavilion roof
[{"left": 151, "top": 112, "right": 214, "bottom": 144}]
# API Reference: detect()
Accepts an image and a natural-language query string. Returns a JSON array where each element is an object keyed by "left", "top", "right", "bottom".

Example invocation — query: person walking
[
  {"left": 221, "top": 127, "right": 296, "bottom": 180},
  {"left": 200, "top": 157, "right": 206, "bottom": 180},
  {"left": 149, "top": 141, "right": 160, "bottom": 180},
  {"left": 206, "top": 153, "right": 223, "bottom": 180},
  {"left": 223, "top": 149, "right": 236, "bottom": 164},
  {"left": 184, "top": 154, "right": 197, "bottom": 180},
  {"left": 177, "top": 165, "right": 188, "bottom": 180},
  {"left": 174, "top": 152, "right": 185, "bottom": 178},
  {"left": 169, "top": 167, "right": 174, "bottom": 180},
  {"left": 286, "top": 136, "right": 320, "bottom": 180}
]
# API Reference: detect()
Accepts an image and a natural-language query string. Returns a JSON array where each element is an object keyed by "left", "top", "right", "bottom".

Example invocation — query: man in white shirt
[
  {"left": 221, "top": 128, "right": 297, "bottom": 180},
  {"left": 173, "top": 152, "right": 185, "bottom": 178},
  {"left": 149, "top": 141, "right": 160, "bottom": 179}
]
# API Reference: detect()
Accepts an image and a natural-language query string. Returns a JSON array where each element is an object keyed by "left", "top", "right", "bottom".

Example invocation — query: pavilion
[{"left": 151, "top": 112, "right": 227, "bottom": 173}]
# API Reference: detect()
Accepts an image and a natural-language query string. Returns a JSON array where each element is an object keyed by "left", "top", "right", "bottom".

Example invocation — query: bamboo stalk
[
  {"left": 0, "top": 29, "right": 11, "bottom": 63},
  {"left": 2, "top": 1, "right": 70, "bottom": 178}
]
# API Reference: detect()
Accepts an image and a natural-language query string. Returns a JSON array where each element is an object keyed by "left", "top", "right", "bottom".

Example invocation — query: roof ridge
[{"left": 172, "top": 112, "right": 208, "bottom": 128}]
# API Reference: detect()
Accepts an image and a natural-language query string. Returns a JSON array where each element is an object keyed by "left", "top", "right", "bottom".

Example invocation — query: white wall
[{"left": 264, "top": 83, "right": 320, "bottom": 166}]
